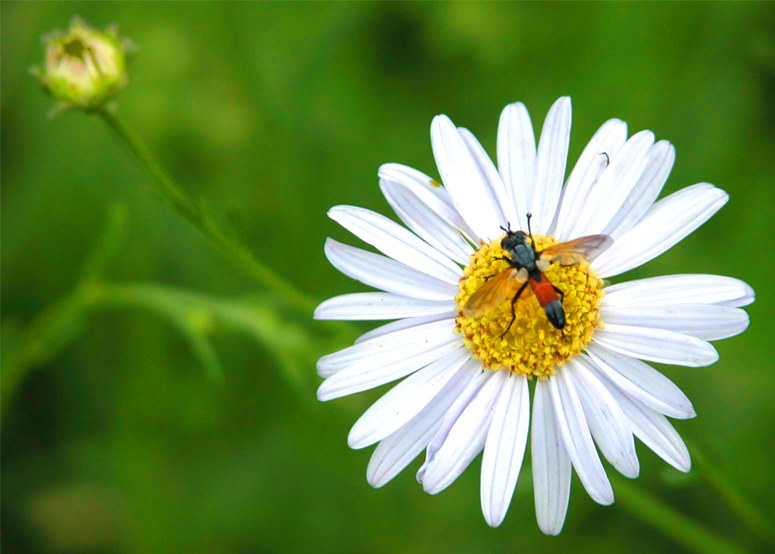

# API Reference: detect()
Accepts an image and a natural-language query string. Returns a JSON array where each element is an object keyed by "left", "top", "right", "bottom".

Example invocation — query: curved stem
[
  {"left": 4, "top": 279, "right": 354, "bottom": 415},
  {"left": 688, "top": 441, "right": 775, "bottom": 547},
  {"left": 98, "top": 109, "right": 318, "bottom": 315},
  {"left": 2, "top": 288, "right": 93, "bottom": 413},
  {"left": 612, "top": 476, "right": 751, "bottom": 554}
]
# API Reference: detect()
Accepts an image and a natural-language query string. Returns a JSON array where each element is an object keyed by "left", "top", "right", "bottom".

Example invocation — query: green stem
[
  {"left": 3, "top": 279, "right": 347, "bottom": 415},
  {"left": 2, "top": 287, "right": 93, "bottom": 413},
  {"left": 97, "top": 109, "right": 318, "bottom": 315},
  {"left": 689, "top": 442, "right": 775, "bottom": 547},
  {"left": 612, "top": 476, "right": 751, "bottom": 554}
]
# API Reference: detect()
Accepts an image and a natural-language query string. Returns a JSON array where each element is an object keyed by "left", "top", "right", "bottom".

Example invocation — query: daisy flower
[{"left": 314, "top": 97, "right": 754, "bottom": 534}]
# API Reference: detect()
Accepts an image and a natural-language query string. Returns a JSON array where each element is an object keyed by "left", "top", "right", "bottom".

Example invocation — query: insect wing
[
  {"left": 539, "top": 234, "right": 613, "bottom": 265},
  {"left": 462, "top": 268, "right": 522, "bottom": 317}
]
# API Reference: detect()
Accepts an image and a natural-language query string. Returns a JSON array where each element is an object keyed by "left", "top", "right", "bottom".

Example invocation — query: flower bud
[{"left": 32, "top": 17, "right": 131, "bottom": 113}]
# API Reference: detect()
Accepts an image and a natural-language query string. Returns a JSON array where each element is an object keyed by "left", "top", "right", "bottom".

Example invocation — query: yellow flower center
[{"left": 455, "top": 234, "right": 604, "bottom": 378}]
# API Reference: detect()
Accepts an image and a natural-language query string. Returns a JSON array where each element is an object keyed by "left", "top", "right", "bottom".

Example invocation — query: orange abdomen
[{"left": 530, "top": 276, "right": 558, "bottom": 308}]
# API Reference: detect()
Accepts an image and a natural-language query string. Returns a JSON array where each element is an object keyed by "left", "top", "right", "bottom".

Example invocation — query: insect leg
[
  {"left": 500, "top": 281, "right": 530, "bottom": 337},
  {"left": 599, "top": 152, "right": 610, "bottom": 166},
  {"left": 552, "top": 284, "right": 565, "bottom": 302}
]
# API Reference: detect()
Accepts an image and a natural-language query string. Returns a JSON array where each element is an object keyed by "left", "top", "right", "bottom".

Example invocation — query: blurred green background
[{"left": 3, "top": 2, "right": 774, "bottom": 553}]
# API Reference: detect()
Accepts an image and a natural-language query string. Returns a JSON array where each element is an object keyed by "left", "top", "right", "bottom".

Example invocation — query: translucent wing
[
  {"left": 539, "top": 234, "right": 613, "bottom": 265},
  {"left": 462, "top": 268, "right": 525, "bottom": 317}
]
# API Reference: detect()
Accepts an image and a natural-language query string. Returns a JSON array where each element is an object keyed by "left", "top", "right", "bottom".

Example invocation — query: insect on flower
[
  {"left": 463, "top": 213, "right": 613, "bottom": 332},
  {"left": 315, "top": 97, "right": 754, "bottom": 534}
]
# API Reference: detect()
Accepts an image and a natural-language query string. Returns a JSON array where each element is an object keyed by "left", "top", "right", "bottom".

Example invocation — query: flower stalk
[
  {"left": 97, "top": 108, "right": 318, "bottom": 315},
  {"left": 613, "top": 476, "right": 751, "bottom": 554},
  {"left": 689, "top": 442, "right": 775, "bottom": 547}
]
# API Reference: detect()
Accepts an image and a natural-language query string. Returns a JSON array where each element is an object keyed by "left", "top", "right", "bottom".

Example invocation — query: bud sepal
[{"left": 31, "top": 17, "right": 132, "bottom": 114}]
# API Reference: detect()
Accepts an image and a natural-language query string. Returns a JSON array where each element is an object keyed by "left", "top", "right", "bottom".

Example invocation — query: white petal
[
  {"left": 570, "top": 130, "right": 654, "bottom": 237},
  {"left": 317, "top": 339, "right": 461, "bottom": 397},
  {"left": 549, "top": 373, "right": 614, "bottom": 505},
  {"left": 480, "top": 374, "right": 530, "bottom": 527},
  {"left": 314, "top": 293, "right": 456, "bottom": 321},
  {"left": 417, "top": 359, "right": 489, "bottom": 483},
  {"left": 366, "top": 360, "right": 480, "bottom": 488},
  {"left": 458, "top": 127, "right": 516, "bottom": 228},
  {"left": 603, "top": 274, "right": 755, "bottom": 308},
  {"left": 317, "top": 318, "right": 456, "bottom": 376},
  {"left": 592, "top": 324, "right": 718, "bottom": 367},
  {"left": 497, "top": 102, "right": 535, "bottom": 231},
  {"left": 356, "top": 313, "right": 457, "bottom": 344},
  {"left": 422, "top": 370, "right": 509, "bottom": 494},
  {"left": 378, "top": 163, "right": 477, "bottom": 240},
  {"left": 592, "top": 184, "right": 728, "bottom": 278},
  {"left": 324, "top": 238, "right": 458, "bottom": 301},
  {"left": 431, "top": 115, "right": 503, "bottom": 240},
  {"left": 531, "top": 379, "right": 571, "bottom": 536},
  {"left": 531, "top": 97, "right": 571, "bottom": 234},
  {"left": 348, "top": 348, "right": 470, "bottom": 449},
  {"left": 328, "top": 206, "right": 462, "bottom": 284},
  {"left": 586, "top": 343, "right": 695, "bottom": 419},
  {"left": 716, "top": 293, "right": 756, "bottom": 308},
  {"left": 380, "top": 178, "right": 474, "bottom": 265},
  {"left": 567, "top": 358, "right": 639, "bottom": 478},
  {"left": 604, "top": 140, "right": 675, "bottom": 238},
  {"left": 600, "top": 303, "right": 749, "bottom": 342},
  {"left": 553, "top": 119, "right": 628, "bottom": 241},
  {"left": 590, "top": 364, "right": 691, "bottom": 472}
]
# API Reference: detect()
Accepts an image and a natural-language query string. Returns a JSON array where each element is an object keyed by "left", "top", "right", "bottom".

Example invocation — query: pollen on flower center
[{"left": 455, "top": 234, "right": 604, "bottom": 379}]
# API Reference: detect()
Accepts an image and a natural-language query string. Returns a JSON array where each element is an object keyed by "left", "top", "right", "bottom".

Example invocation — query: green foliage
[{"left": 2, "top": 2, "right": 774, "bottom": 554}]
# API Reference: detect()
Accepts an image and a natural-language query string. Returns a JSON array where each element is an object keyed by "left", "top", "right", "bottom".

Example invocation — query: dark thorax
[{"left": 501, "top": 231, "right": 537, "bottom": 272}]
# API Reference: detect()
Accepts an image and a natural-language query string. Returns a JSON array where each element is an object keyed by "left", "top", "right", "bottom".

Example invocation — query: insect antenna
[{"left": 525, "top": 212, "right": 535, "bottom": 245}]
